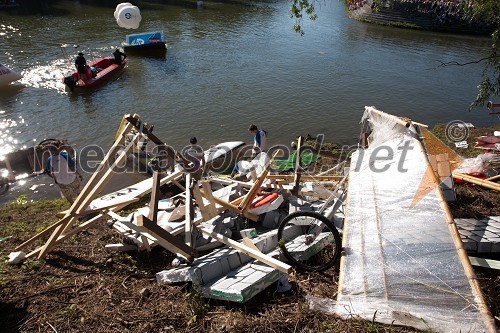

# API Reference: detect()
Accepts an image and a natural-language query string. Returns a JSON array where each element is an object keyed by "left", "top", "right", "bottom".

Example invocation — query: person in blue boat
[
  {"left": 74, "top": 52, "right": 87, "bottom": 81},
  {"left": 111, "top": 48, "right": 127, "bottom": 64}
]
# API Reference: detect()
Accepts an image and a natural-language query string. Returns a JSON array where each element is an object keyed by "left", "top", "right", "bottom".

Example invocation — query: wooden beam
[
  {"left": 72, "top": 121, "right": 135, "bottom": 214},
  {"left": 238, "top": 150, "right": 280, "bottom": 212},
  {"left": 37, "top": 219, "right": 70, "bottom": 259},
  {"left": 485, "top": 174, "right": 500, "bottom": 182},
  {"left": 267, "top": 175, "right": 342, "bottom": 182},
  {"left": 172, "top": 179, "right": 186, "bottom": 191},
  {"left": 136, "top": 215, "right": 196, "bottom": 262},
  {"left": 74, "top": 132, "right": 141, "bottom": 214},
  {"left": 199, "top": 188, "right": 258, "bottom": 221},
  {"left": 199, "top": 227, "right": 291, "bottom": 274},
  {"left": 148, "top": 170, "right": 161, "bottom": 223},
  {"left": 292, "top": 136, "right": 304, "bottom": 195},
  {"left": 242, "top": 237, "right": 260, "bottom": 252},
  {"left": 36, "top": 122, "right": 136, "bottom": 257},
  {"left": 125, "top": 115, "right": 165, "bottom": 145},
  {"left": 452, "top": 172, "right": 500, "bottom": 192},
  {"left": 185, "top": 173, "right": 192, "bottom": 247}
]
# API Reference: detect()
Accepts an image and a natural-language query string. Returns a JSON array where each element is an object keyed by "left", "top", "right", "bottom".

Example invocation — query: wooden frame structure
[{"left": 13, "top": 114, "right": 186, "bottom": 260}]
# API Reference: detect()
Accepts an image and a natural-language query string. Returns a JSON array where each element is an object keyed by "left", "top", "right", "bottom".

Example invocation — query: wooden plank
[
  {"left": 136, "top": 215, "right": 196, "bottom": 262},
  {"left": 201, "top": 181, "right": 218, "bottom": 217},
  {"left": 15, "top": 217, "right": 68, "bottom": 251},
  {"left": 26, "top": 204, "right": 129, "bottom": 259},
  {"left": 199, "top": 188, "right": 258, "bottom": 221},
  {"left": 469, "top": 256, "right": 500, "bottom": 270},
  {"left": 199, "top": 227, "right": 291, "bottom": 274},
  {"left": 435, "top": 153, "right": 449, "bottom": 163},
  {"left": 316, "top": 161, "right": 345, "bottom": 176},
  {"left": 105, "top": 243, "right": 137, "bottom": 252},
  {"left": 192, "top": 185, "right": 211, "bottom": 221}
]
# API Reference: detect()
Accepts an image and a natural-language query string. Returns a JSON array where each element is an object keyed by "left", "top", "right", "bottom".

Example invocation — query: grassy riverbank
[{"left": 0, "top": 125, "right": 499, "bottom": 332}]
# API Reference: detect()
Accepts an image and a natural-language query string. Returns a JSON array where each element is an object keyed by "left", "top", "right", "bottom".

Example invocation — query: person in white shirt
[{"left": 248, "top": 124, "right": 267, "bottom": 157}]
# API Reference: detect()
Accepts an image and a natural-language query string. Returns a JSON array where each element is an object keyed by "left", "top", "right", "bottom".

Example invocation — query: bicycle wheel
[{"left": 277, "top": 211, "right": 341, "bottom": 271}]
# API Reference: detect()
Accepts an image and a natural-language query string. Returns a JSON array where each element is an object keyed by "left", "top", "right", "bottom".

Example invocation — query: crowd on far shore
[{"left": 346, "top": 0, "right": 495, "bottom": 31}]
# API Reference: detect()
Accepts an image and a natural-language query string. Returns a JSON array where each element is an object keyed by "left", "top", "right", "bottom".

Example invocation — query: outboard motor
[{"left": 63, "top": 76, "right": 77, "bottom": 92}]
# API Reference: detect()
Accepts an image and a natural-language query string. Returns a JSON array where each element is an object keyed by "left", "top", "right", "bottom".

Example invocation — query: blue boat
[{"left": 122, "top": 31, "right": 167, "bottom": 55}]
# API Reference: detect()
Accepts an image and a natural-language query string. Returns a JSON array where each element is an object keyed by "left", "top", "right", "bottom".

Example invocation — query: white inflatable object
[
  {"left": 115, "top": 3, "right": 141, "bottom": 29},
  {"left": 114, "top": 2, "right": 132, "bottom": 20},
  {"left": 0, "top": 64, "right": 22, "bottom": 87}
]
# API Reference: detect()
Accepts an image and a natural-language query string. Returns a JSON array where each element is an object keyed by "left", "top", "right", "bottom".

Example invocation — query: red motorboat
[{"left": 62, "top": 57, "right": 127, "bottom": 92}]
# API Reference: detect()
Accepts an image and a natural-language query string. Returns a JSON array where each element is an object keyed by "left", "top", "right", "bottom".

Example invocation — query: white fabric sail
[{"left": 308, "top": 106, "right": 496, "bottom": 332}]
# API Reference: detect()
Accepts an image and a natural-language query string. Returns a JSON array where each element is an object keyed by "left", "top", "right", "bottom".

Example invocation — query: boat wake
[{"left": 18, "top": 58, "right": 70, "bottom": 92}]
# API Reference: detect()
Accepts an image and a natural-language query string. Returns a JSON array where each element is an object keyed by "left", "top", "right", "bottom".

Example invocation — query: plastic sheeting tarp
[{"left": 309, "top": 107, "right": 494, "bottom": 332}]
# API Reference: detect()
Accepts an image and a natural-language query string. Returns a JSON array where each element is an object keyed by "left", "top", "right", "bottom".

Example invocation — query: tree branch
[{"left": 433, "top": 55, "right": 500, "bottom": 68}]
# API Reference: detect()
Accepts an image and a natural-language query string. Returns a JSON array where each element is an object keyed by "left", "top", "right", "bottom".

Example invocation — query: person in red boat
[
  {"left": 111, "top": 48, "right": 126, "bottom": 64},
  {"left": 74, "top": 52, "right": 87, "bottom": 81}
]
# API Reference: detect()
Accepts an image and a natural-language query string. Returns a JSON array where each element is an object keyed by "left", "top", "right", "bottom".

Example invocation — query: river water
[{"left": 0, "top": 0, "right": 496, "bottom": 201}]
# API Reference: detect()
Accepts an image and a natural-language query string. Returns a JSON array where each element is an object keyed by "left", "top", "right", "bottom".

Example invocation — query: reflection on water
[
  {"left": 19, "top": 58, "right": 68, "bottom": 91},
  {"left": 0, "top": 114, "right": 27, "bottom": 155},
  {"left": 0, "top": 0, "right": 496, "bottom": 193}
]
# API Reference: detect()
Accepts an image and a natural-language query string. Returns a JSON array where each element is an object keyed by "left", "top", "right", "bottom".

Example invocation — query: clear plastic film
[{"left": 311, "top": 107, "right": 492, "bottom": 332}]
